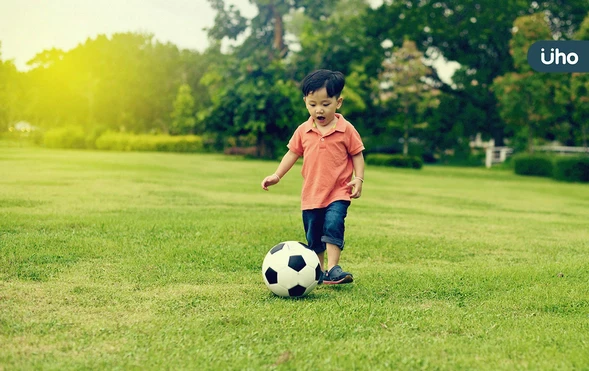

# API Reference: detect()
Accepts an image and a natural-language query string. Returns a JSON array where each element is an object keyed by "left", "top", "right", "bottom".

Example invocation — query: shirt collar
[{"left": 304, "top": 113, "right": 346, "bottom": 133}]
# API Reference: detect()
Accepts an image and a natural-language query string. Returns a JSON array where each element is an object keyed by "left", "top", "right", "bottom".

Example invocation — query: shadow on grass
[{"left": 262, "top": 284, "right": 355, "bottom": 301}]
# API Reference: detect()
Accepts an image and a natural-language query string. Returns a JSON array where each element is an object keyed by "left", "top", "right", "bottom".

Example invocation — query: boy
[{"left": 260, "top": 69, "right": 365, "bottom": 285}]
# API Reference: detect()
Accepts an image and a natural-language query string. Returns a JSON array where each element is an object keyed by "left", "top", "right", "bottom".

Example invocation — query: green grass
[{"left": 1, "top": 147, "right": 588, "bottom": 370}]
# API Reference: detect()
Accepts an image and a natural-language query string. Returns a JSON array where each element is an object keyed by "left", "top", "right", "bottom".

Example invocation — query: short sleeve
[
  {"left": 347, "top": 125, "right": 365, "bottom": 155},
  {"left": 287, "top": 127, "right": 304, "bottom": 156}
]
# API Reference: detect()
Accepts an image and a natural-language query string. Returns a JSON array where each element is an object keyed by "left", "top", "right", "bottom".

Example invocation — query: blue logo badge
[{"left": 527, "top": 41, "right": 589, "bottom": 72}]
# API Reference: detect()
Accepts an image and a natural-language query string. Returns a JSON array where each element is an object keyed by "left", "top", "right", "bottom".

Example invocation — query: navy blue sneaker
[
  {"left": 318, "top": 270, "right": 326, "bottom": 285},
  {"left": 323, "top": 265, "right": 353, "bottom": 285}
]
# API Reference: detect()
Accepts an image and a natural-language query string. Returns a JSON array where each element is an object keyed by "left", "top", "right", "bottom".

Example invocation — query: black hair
[{"left": 301, "top": 69, "right": 345, "bottom": 98}]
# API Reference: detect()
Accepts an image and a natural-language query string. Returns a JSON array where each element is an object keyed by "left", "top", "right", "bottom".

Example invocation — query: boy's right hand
[{"left": 261, "top": 174, "right": 280, "bottom": 191}]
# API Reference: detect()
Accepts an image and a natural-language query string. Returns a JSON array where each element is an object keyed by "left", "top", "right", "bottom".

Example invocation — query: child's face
[{"left": 304, "top": 87, "right": 343, "bottom": 127}]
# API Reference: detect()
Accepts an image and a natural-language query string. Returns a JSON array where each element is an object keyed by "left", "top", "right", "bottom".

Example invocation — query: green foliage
[
  {"left": 13, "top": 32, "right": 217, "bottom": 136},
  {"left": 0, "top": 48, "right": 22, "bottom": 131},
  {"left": 287, "top": 0, "right": 371, "bottom": 77},
  {"left": 553, "top": 156, "right": 589, "bottom": 182},
  {"left": 370, "top": 1, "right": 589, "bottom": 148},
  {"left": 365, "top": 153, "right": 423, "bottom": 169},
  {"left": 202, "top": 58, "right": 305, "bottom": 158},
  {"left": 379, "top": 40, "right": 441, "bottom": 156},
  {"left": 84, "top": 125, "right": 109, "bottom": 149},
  {"left": 510, "top": 13, "right": 552, "bottom": 72},
  {"left": 170, "top": 84, "right": 197, "bottom": 135},
  {"left": 94, "top": 132, "right": 204, "bottom": 152},
  {"left": 513, "top": 154, "right": 554, "bottom": 177},
  {"left": 43, "top": 126, "right": 87, "bottom": 149},
  {"left": 570, "top": 71, "right": 589, "bottom": 148},
  {"left": 442, "top": 152, "right": 486, "bottom": 167},
  {"left": 493, "top": 12, "right": 589, "bottom": 151},
  {"left": 3, "top": 3, "right": 589, "bottom": 163},
  {"left": 491, "top": 72, "right": 545, "bottom": 151},
  {"left": 41, "top": 127, "right": 205, "bottom": 152}
]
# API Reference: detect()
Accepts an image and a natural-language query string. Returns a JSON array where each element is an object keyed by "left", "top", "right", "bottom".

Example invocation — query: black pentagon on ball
[
  {"left": 288, "top": 255, "right": 306, "bottom": 272},
  {"left": 265, "top": 267, "right": 278, "bottom": 284},
  {"left": 288, "top": 284, "right": 307, "bottom": 297},
  {"left": 315, "top": 263, "right": 322, "bottom": 281},
  {"left": 270, "top": 243, "right": 285, "bottom": 254}
]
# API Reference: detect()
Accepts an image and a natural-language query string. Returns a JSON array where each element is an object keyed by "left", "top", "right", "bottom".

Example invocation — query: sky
[
  {"left": 0, "top": 0, "right": 457, "bottom": 81},
  {"left": 0, "top": 0, "right": 257, "bottom": 70}
]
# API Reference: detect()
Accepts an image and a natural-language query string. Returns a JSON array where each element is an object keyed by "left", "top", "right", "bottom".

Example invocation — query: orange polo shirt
[{"left": 288, "top": 113, "right": 365, "bottom": 210}]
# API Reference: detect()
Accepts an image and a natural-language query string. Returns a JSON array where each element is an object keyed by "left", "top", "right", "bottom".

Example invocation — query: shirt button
[{"left": 320, "top": 138, "right": 324, "bottom": 141}]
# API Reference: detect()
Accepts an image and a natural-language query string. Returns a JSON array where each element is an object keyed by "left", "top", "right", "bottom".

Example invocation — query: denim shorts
[{"left": 302, "top": 200, "right": 350, "bottom": 253}]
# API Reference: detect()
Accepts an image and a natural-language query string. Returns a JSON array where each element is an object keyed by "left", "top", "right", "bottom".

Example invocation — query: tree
[
  {"left": 202, "top": 57, "right": 304, "bottom": 157},
  {"left": 492, "top": 13, "right": 566, "bottom": 152},
  {"left": 170, "top": 84, "right": 197, "bottom": 135},
  {"left": 367, "top": 0, "right": 589, "bottom": 145},
  {"left": 380, "top": 40, "right": 441, "bottom": 156},
  {"left": 0, "top": 43, "right": 22, "bottom": 130},
  {"left": 23, "top": 33, "right": 189, "bottom": 133},
  {"left": 570, "top": 13, "right": 589, "bottom": 149},
  {"left": 203, "top": 0, "right": 312, "bottom": 158},
  {"left": 285, "top": 0, "right": 378, "bottom": 136},
  {"left": 286, "top": 0, "right": 370, "bottom": 78}
]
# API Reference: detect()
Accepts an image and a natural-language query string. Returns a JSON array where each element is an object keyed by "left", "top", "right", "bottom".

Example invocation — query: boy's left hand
[{"left": 347, "top": 179, "right": 363, "bottom": 199}]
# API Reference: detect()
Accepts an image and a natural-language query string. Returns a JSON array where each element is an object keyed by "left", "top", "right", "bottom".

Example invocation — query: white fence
[
  {"left": 534, "top": 145, "right": 589, "bottom": 154},
  {"left": 485, "top": 147, "right": 513, "bottom": 168},
  {"left": 485, "top": 145, "right": 589, "bottom": 168}
]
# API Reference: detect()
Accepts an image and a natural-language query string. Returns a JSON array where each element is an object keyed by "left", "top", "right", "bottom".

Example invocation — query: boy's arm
[
  {"left": 261, "top": 150, "right": 300, "bottom": 191},
  {"left": 348, "top": 152, "right": 365, "bottom": 198}
]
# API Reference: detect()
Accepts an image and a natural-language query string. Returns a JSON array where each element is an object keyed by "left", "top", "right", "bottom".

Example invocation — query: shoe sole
[{"left": 323, "top": 274, "right": 353, "bottom": 285}]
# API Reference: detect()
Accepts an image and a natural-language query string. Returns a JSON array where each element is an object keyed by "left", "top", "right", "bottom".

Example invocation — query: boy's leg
[
  {"left": 302, "top": 208, "right": 327, "bottom": 271},
  {"left": 316, "top": 251, "right": 325, "bottom": 271},
  {"left": 325, "top": 243, "right": 342, "bottom": 271},
  {"left": 321, "top": 201, "right": 353, "bottom": 284}
]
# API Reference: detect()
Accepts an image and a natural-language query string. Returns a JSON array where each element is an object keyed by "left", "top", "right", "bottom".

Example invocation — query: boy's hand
[
  {"left": 347, "top": 178, "right": 363, "bottom": 198},
  {"left": 261, "top": 174, "right": 280, "bottom": 191}
]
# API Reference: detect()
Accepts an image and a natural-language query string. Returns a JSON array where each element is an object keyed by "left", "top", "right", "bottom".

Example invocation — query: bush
[
  {"left": 43, "top": 126, "right": 86, "bottom": 149},
  {"left": 94, "top": 131, "right": 129, "bottom": 151},
  {"left": 513, "top": 154, "right": 554, "bottom": 177},
  {"left": 441, "top": 153, "right": 486, "bottom": 167},
  {"left": 553, "top": 156, "right": 589, "bottom": 182},
  {"left": 85, "top": 125, "right": 109, "bottom": 149},
  {"left": 94, "top": 132, "right": 204, "bottom": 153},
  {"left": 365, "top": 153, "right": 423, "bottom": 169}
]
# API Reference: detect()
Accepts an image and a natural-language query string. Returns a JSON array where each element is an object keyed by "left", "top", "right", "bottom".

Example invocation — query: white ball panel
[
  {"left": 277, "top": 266, "right": 300, "bottom": 289},
  {"left": 262, "top": 249, "right": 288, "bottom": 272},
  {"left": 267, "top": 284, "right": 290, "bottom": 297},
  {"left": 297, "top": 264, "right": 318, "bottom": 287}
]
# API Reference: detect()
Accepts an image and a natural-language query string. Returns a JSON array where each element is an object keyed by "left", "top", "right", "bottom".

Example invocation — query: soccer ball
[{"left": 262, "top": 241, "right": 322, "bottom": 298}]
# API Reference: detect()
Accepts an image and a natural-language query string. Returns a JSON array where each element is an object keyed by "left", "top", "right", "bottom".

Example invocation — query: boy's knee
[
  {"left": 322, "top": 201, "right": 349, "bottom": 250},
  {"left": 321, "top": 236, "right": 344, "bottom": 250}
]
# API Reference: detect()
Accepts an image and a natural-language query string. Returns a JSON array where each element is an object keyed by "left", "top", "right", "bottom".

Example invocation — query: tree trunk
[
  {"left": 256, "top": 133, "right": 272, "bottom": 159},
  {"left": 403, "top": 121, "right": 409, "bottom": 156},
  {"left": 528, "top": 124, "right": 534, "bottom": 154},
  {"left": 272, "top": 5, "right": 284, "bottom": 56},
  {"left": 582, "top": 122, "right": 588, "bottom": 154}
]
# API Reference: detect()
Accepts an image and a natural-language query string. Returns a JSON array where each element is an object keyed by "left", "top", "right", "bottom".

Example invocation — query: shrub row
[
  {"left": 553, "top": 156, "right": 589, "bottom": 182},
  {"left": 44, "top": 126, "right": 87, "bottom": 149},
  {"left": 365, "top": 153, "right": 423, "bottom": 169},
  {"left": 95, "top": 132, "right": 203, "bottom": 152},
  {"left": 513, "top": 154, "right": 554, "bottom": 177},
  {"left": 42, "top": 127, "right": 204, "bottom": 153},
  {"left": 513, "top": 154, "right": 589, "bottom": 182}
]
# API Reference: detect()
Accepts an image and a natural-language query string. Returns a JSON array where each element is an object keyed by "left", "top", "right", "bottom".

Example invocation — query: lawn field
[{"left": 1, "top": 147, "right": 589, "bottom": 370}]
